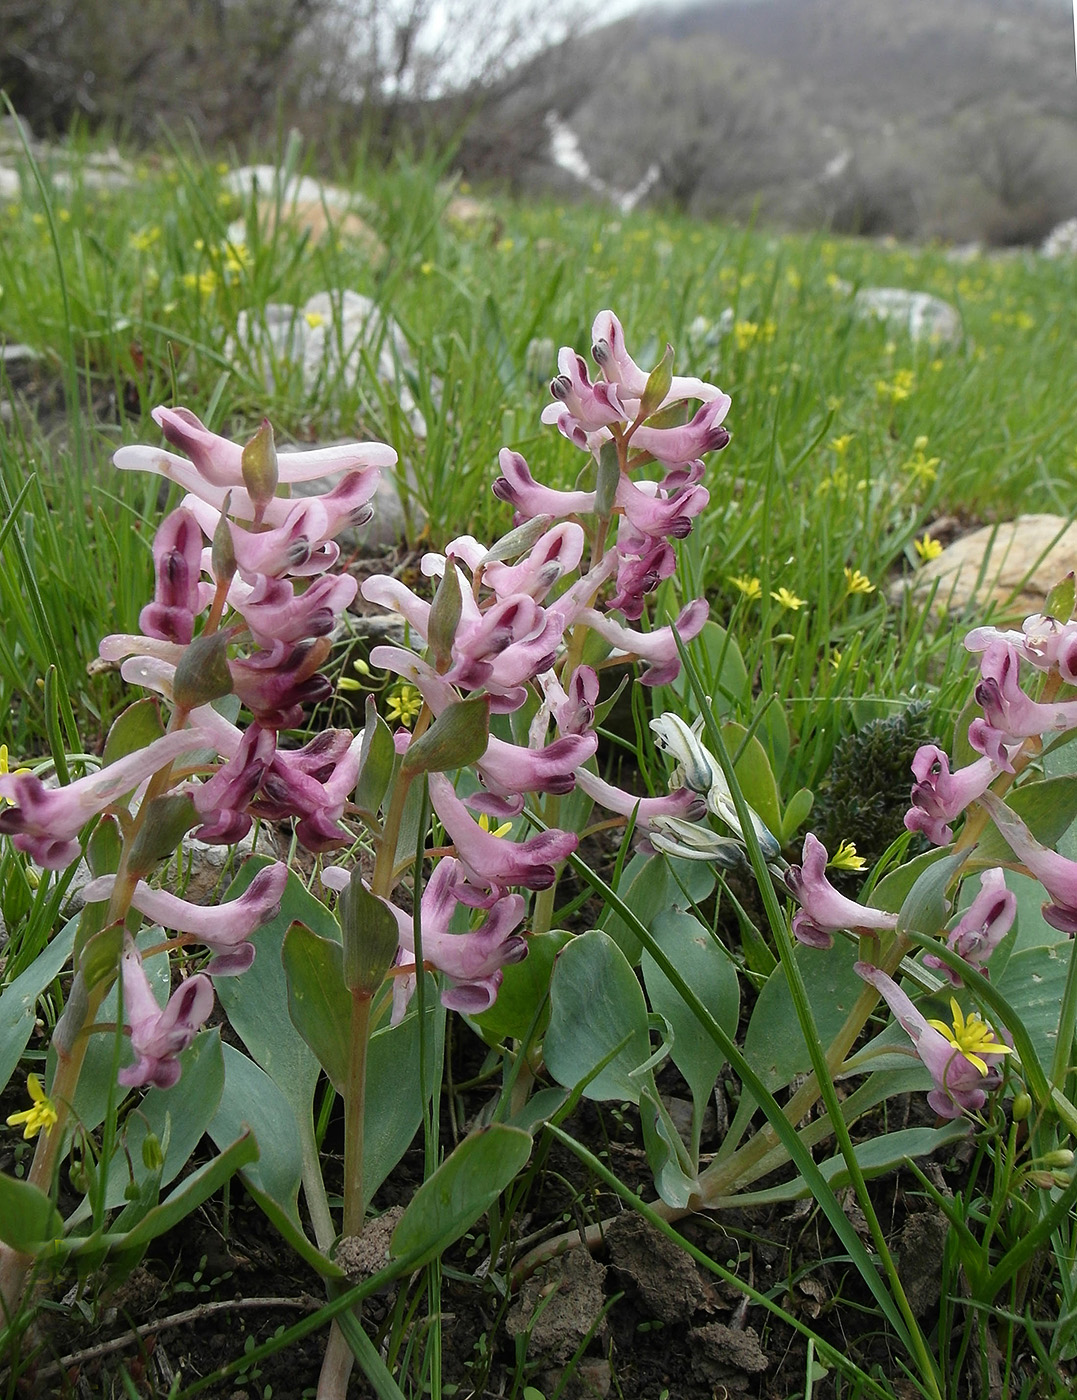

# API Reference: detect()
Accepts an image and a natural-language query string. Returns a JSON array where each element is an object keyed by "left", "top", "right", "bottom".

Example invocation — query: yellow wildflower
[
  {"left": 182, "top": 269, "right": 217, "bottom": 297},
  {"left": 829, "top": 839, "right": 866, "bottom": 871},
  {"left": 770, "top": 587, "right": 806, "bottom": 611},
  {"left": 829, "top": 434, "right": 854, "bottom": 456},
  {"left": 129, "top": 225, "right": 161, "bottom": 252},
  {"left": 733, "top": 320, "right": 759, "bottom": 352},
  {"left": 304, "top": 311, "right": 326, "bottom": 329},
  {"left": 729, "top": 574, "right": 763, "bottom": 601},
  {"left": 875, "top": 369, "right": 915, "bottom": 404},
  {"left": 844, "top": 567, "right": 875, "bottom": 596},
  {"left": 7, "top": 1074, "right": 58, "bottom": 1140},
  {"left": 478, "top": 813, "right": 513, "bottom": 839},
  {"left": 915, "top": 533, "right": 944, "bottom": 562},
  {"left": 386, "top": 683, "right": 422, "bottom": 728},
  {"left": 927, "top": 1000, "right": 1013, "bottom": 1076}
]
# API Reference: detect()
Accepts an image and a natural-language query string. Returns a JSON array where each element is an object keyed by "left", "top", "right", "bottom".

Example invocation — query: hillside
[{"left": 465, "top": 0, "right": 1077, "bottom": 244}]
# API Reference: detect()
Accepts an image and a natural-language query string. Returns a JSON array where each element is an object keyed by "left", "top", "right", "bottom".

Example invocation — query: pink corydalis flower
[
  {"left": 905, "top": 745, "right": 1004, "bottom": 846},
  {"left": 629, "top": 398, "right": 731, "bottom": 468},
  {"left": 541, "top": 348, "right": 628, "bottom": 434},
  {"left": 428, "top": 771, "right": 577, "bottom": 892},
  {"left": 573, "top": 767, "right": 706, "bottom": 828},
  {"left": 590, "top": 310, "right": 728, "bottom": 411},
  {"left": 855, "top": 961, "right": 1010, "bottom": 1119},
  {"left": 977, "top": 791, "right": 1077, "bottom": 934},
  {"left": 385, "top": 857, "right": 529, "bottom": 1024},
  {"left": 969, "top": 641, "right": 1077, "bottom": 770},
  {"left": 85, "top": 862, "right": 288, "bottom": 975},
  {"left": 923, "top": 868, "right": 1016, "bottom": 986},
  {"left": 0, "top": 729, "right": 212, "bottom": 869},
  {"left": 146, "top": 406, "right": 396, "bottom": 487},
  {"left": 229, "top": 572, "right": 358, "bottom": 649},
  {"left": 140, "top": 508, "right": 210, "bottom": 645},
  {"left": 966, "top": 612, "right": 1077, "bottom": 685},
  {"left": 567, "top": 598, "right": 709, "bottom": 686},
  {"left": 492, "top": 448, "right": 598, "bottom": 523},
  {"left": 119, "top": 943, "right": 215, "bottom": 1089},
  {"left": 785, "top": 833, "right": 898, "bottom": 949}
]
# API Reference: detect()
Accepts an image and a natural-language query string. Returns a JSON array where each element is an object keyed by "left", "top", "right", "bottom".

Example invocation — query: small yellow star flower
[
  {"left": 129, "top": 225, "right": 161, "bottom": 252},
  {"left": 733, "top": 320, "right": 759, "bottom": 352},
  {"left": 385, "top": 683, "right": 422, "bottom": 728},
  {"left": 927, "top": 1000, "right": 1013, "bottom": 1076},
  {"left": 844, "top": 567, "right": 876, "bottom": 596},
  {"left": 770, "top": 587, "right": 806, "bottom": 611},
  {"left": 304, "top": 311, "right": 326, "bottom": 329},
  {"left": 7, "top": 1074, "right": 58, "bottom": 1140},
  {"left": 915, "top": 533, "right": 943, "bottom": 563},
  {"left": 829, "top": 433, "right": 854, "bottom": 456},
  {"left": 729, "top": 574, "right": 763, "bottom": 601},
  {"left": 829, "top": 839, "right": 866, "bottom": 871}
]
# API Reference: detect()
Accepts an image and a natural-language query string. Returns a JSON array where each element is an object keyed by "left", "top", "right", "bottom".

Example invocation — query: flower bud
[
  {"left": 1011, "top": 1092, "right": 1033, "bottom": 1121},
  {"left": 338, "top": 867, "right": 400, "bottom": 996},
  {"left": 1042, "top": 1148, "right": 1074, "bottom": 1169},
  {"left": 212, "top": 492, "right": 237, "bottom": 586},
  {"left": 173, "top": 631, "right": 233, "bottom": 710},
  {"left": 241, "top": 419, "right": 279, "bottom": 522},
  {"left": 638, "top": 343, "right": 674, "bottom": 420},
  {"left": 142, "top": 1132, "right": 165, "bottom": 1171},
  {"left": 1027, "top": 1170, "right": 1055, "bottom": 1190},
  {"left": 428, "top": 557, "right": 462, "bottom": 674}
]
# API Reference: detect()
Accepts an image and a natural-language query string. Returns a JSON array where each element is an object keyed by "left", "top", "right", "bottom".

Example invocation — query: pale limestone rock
[
  {"left": 853, "top": 287, "right": 962, "bottom": 345},
  {"left": 909, "top": 514, "right": 1077, "bottom": 616},
  {"left": 228, "top": 289, "right": 430, "bottom": 437},
  {"left": 1041, "top": 218, "right": 1077, "bottom": 259}
]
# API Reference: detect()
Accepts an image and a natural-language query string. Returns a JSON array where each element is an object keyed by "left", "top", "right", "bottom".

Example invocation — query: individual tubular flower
[
  {"left": 977, "top": 791, "right": 1077, "bottom": 933},
  {"left": 855, "top": 961, "right": 1010, "bottom": 1119},
  {"left": 428, "top": 771, "right": 577, "bottom": 892},
  {"left": 257, "top": 731, "right": 364, "bottom": 852},
  {"left": 541, "top": 348, "right": 628, "bottom": 434},
  {"left": 228, "top": 572, "right": 358, "bottom": 649},
  {"left": 84, "top": 862, "right": 288, "bottom": 975},
  {"left": 629, "top": 398, "right": 731, "bottom": 468},
  {"left": 969, "top": 641, "right": 1077, "bottom": 770},
  {"left": 570, "top": 598, "right": 709, "bottom": 686},
  {"left": 590, "top": 310, "right": 727, "bottom": 410},
  {"left": 785, "top": 834, "right": 898, "bottom": 949},
  {"left": 491, "top": 449, "right": 597, "bottom": 523},
  {"left": 140, "top": 508, "right": 210, "bottom": 645},
  {"left": 904, "top": 745, "right": 1005, "bottom": 846},
  {"left": 229, "top": 638, "right": 334, "bottom": 731},
  {"left": 135, "top": 405, "right": 396, "bottom": 489},
  {"left": 923, "top": 868, "right": 1017, "bottom": 986},
  {"left": 118, "top": 942, "right": 216, "bottom": 1089},
  {"left": 966, "top": 613, "right": 1077, "bottom": 685},
  {"left": 573, "top": 767, "right": 705, "bottom": 828},
  {"left": 475, "top": 732, "right": 599, "bottom": 799},
  {"left": 0, "top": 729, "right": 212, "bottom": 869},
  {"left": 386, "top": 857, "right": 529, "bottom": 1024}
]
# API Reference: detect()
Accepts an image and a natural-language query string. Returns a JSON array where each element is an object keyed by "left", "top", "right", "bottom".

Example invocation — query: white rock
[
  {"left": 223, "top": 164, "right": 364, "bottom": 215},
  {"left": 908, "top": 514, "right": 1077, "bottom": 615},
  {"left": 1041, "top": 218, "right": 1077, "bottom": 259},
  {"left": 229, "top": 289, "right": 430, "bottom": 437},
  {"left": 853, "top": 288, "right": 962, "bottom": 345}
]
